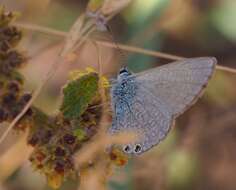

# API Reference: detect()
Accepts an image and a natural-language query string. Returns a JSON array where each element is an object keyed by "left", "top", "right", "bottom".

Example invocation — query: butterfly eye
[
  {"left": 123, "top": 145, "right": 132, "bottom": 154},
  {"left": 119, "top": 68, "right": 128, "bottom": 75},
  {"left": 134, "top": 144, "right": 142, "bottom": 154}
]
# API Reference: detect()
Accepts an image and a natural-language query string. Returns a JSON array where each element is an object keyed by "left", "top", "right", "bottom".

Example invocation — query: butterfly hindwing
[
  {"left": 110, "top": 71, "right": 174, "bottom": 154},
  {"left": 127, "top": 87, "right": 174, "bottom": 154}
]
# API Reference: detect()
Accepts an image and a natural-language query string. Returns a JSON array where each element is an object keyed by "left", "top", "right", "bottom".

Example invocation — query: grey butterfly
[{"left": 109, "top": 57, "right": 216, "bottom": 155}]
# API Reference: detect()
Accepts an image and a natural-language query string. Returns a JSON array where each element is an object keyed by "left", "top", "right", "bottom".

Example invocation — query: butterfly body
[
  {"left": 109, "top": 57, "right": 216, "bottom": 155},
  {"left": 111, "top": 68, "right": 137, "bottom": 113}
]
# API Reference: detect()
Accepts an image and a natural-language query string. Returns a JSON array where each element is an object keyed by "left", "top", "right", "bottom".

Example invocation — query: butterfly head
[{"left": 118, "top": 67, "right": 131, "bottom": 79}]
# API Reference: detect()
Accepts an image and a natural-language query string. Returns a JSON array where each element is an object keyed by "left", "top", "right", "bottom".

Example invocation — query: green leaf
[{"left": 60, "top": 72, "right": 99, "bottom": 119}]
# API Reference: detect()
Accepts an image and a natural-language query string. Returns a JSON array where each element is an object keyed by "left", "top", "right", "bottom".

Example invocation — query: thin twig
[
  {"left": 2, "top": 21, "right": 235, "bottom": 145},
  {"left": 0, "top": 17, "right": 95, "bottom": 145},
  {"left": 93, "top": 41, "right": 111, "bottom": 132},
  {"left": 215, "top": 65, "right": 236, "bottom": 74},
  {"left": 14, "top": 22, "right": 66, "bottom": 37},
  {"left": 0, "top": 54, "right": 63, "bottom": 145},
  {"left": 97, "top": 40, "right": 184, "bottom": 61},
  {"left": 13, "top": 22, "right": 236, "bottom": 74}
]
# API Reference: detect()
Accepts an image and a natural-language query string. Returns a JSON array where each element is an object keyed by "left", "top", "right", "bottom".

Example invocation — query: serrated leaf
[{"left": 60, "top": 72, "right": 99, "bottom": 119}]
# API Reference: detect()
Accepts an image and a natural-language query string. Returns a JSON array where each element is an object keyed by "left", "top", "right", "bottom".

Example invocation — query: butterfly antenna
[{"left": 105, "top": 24, "right": 126, "bottom": 65}]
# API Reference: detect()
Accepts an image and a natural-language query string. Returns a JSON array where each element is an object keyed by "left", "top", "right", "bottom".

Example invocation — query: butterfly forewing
[{"left": 134, "top": 57, "right": 216, "bottom": 117}]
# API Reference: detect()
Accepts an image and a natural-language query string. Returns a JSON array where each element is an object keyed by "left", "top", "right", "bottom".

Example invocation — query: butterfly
[{"left": 109, "top": 57, "right": 216, "bottom": 155}]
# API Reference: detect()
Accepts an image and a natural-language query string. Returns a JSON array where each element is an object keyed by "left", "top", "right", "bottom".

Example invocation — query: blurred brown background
[{"left": 0, "top": 0, "right": 236, "bottom": 190}]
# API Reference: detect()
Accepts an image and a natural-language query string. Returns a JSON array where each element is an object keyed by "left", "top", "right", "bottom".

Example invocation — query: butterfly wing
[
  {"left": 109, "top": 93, "right": 174, "bottom": 154},
  {"left": 134, "top": 57, "right": 216, "bottom": 117},
  {"left": 110, "top": 57, "right": 216, "bottom": 154},
  {"left": 110, "top": 78, "right": 174, "bottom": 154}
]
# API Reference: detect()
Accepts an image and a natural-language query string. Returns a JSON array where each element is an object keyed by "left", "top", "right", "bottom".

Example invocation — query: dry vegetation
[{"left": 0, "top": 0, "right": 236, "bottom": 190}]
